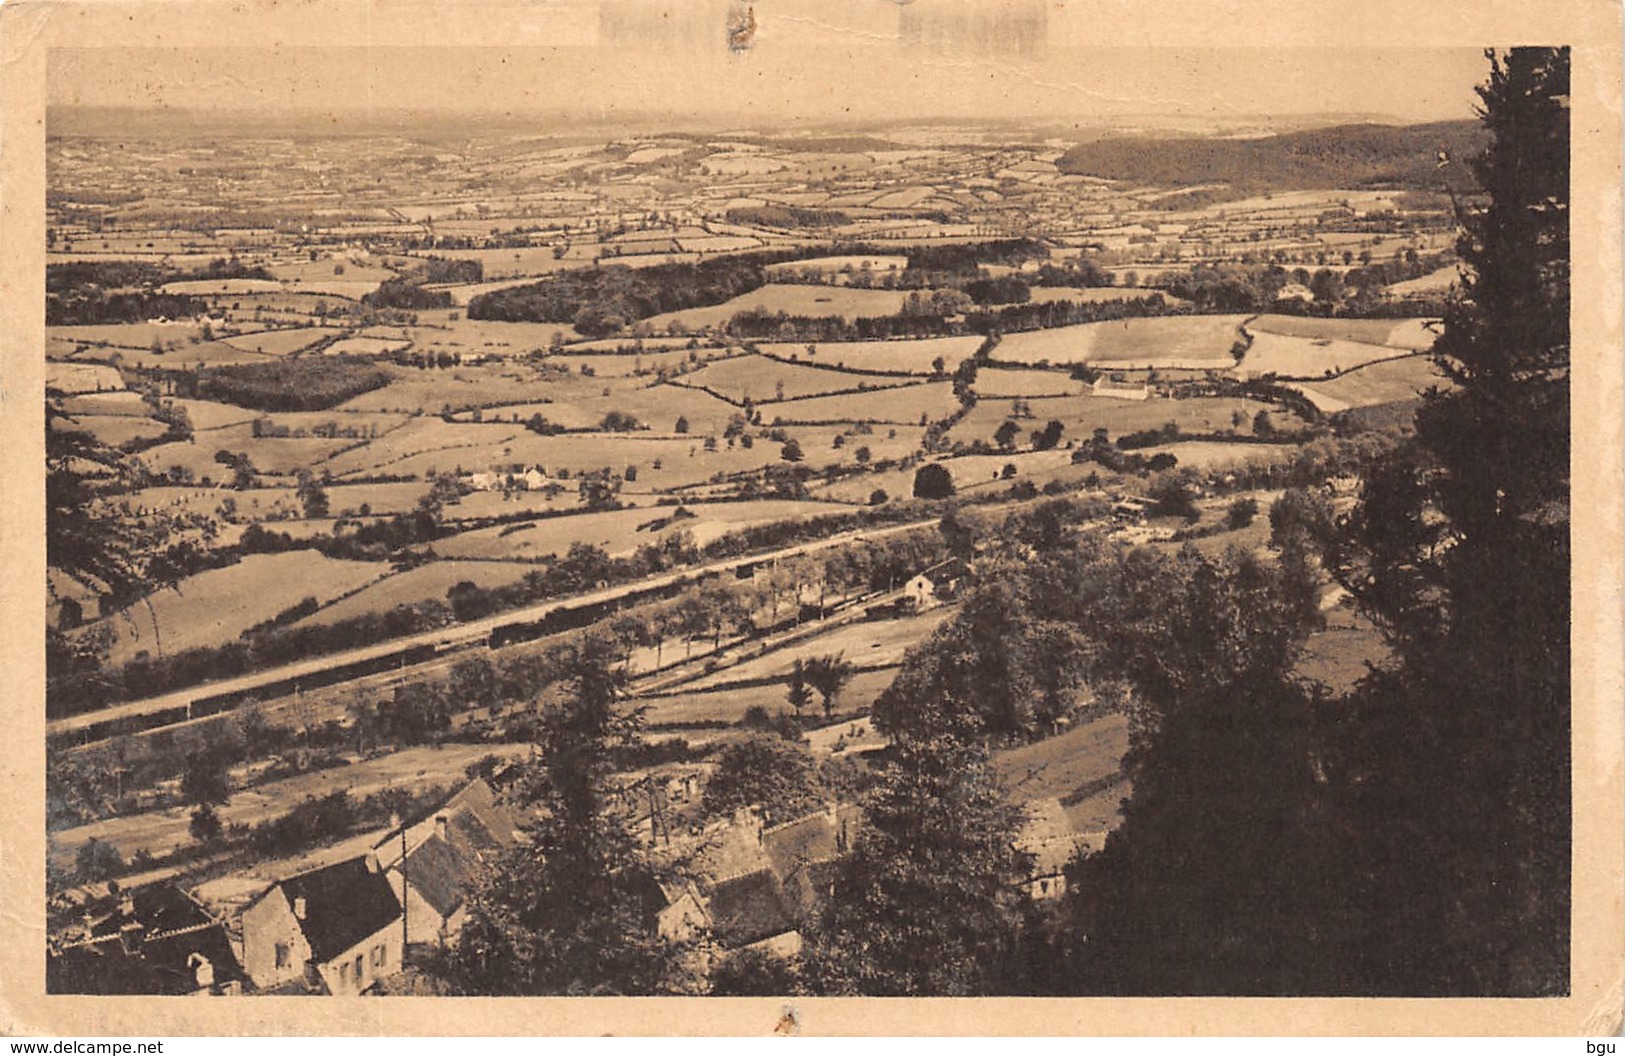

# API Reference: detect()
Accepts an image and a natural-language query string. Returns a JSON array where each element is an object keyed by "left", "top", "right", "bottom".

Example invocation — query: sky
[{"left": 47, "top": 1, "right": 1491, "bottom": 130}]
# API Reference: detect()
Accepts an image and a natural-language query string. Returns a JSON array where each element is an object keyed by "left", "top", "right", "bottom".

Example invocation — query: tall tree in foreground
[
  {"left": 1053, "top": 545, "right": 1331, "bottom": 994},
  {"left": 449, "top": 635, "right": 682, "bottom": 994},
  {"left": 802, "top": 734, "right": 1029, "bottom": 995},
  {"left": 1327, "top": 47, "right": 1570, "bottom": 994}
]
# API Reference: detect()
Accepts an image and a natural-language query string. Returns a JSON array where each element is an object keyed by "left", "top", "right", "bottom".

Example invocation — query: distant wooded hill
[{"left": 1057, "top": 121, "right": 1487, "bottom": 194}]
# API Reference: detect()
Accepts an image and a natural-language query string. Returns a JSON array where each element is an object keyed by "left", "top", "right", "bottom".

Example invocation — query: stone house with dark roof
[
  {"left": 666, "top": 803, "right": 860, "bottom": 957},
  {"left": 898, "top": 558, "right": 964, "bottom": 614},
  {"left": 372, "top": 777, "right": 526, "bottom": 947},
  {"left": 48, "top": 883, "right": 244, "bottom": 995},
  {"left": 240, "top": 854, "right": 403, "bottom": 995}
]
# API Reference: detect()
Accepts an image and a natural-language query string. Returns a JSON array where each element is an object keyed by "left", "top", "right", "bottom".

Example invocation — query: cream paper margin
[{"left": 1, "top": 0, "right": 1619, "bottom": 1036}]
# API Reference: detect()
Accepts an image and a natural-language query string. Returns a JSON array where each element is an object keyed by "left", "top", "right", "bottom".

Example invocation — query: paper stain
[{"left": 727, "top": 4, "right": 757, "bottom": 53}]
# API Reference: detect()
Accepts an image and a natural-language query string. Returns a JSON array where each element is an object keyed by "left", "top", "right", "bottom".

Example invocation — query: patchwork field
[
  {"left": 264, "top": 259, "right": 398, "bottom": 286},
  {"left": 336, "top": 364, "right": 587, "bottom": 414},
  {"left": 642, "top": 668, "right": 897, "bottom": 728},
  {"left": 763, "top": 382, "right": 957, "bottom": 425},
  {"left": 1236, "top": 332, "right": 1412, "bottom": 378},
  {"left": 640, "top": 283, "right": 911, "bottom": 331},
  {"left": 239, "top": 408, "right": 407, "bottom": 433},
  {"left": 126, "top": 485, "right": 300, "bottom": 521},
  {"left": 1127, "top": 440, "right": 1298, "bottom": 471},
  {"left": 479, "top": 433, "right": 784, "bottom": 489},
  {"left": 948, "top": 393, "right": 1294, "bottom": 446},
  {"left": 992, "top": 315, "right": 1249, "bottom": 368},
  {"left": 404, "top": 318, "right": 583, "bottom": 356},
  {"left": 992, "top": 712, "right": 1130, "bottom": 807},
  {"left": 1383, "top": 267, "right": 1462, "bottom": 298},
  {"left": 680, "top": 354, "right": 916, "bottom": 404},
  {"left": 678, "top": 607, "right": 957, "bottom": 692},
  {"left": 90, "top": 341, "right": 280, "bottom": 370},
  {"left": 514, "top": 383, "right": 742, "bottom": 436},
  {"left": 432, "top": 500, "right": 839, "bottom": 562},
  {"left": 46, "top": 362, "right": 127, "bottom": 394},
  {"left": 76, "top": 551, "right": 390, "bottom": 665},
  {"left": 757, "top": 336, "right": 982, "bottom": 375},
  {"left": 1026, "top": 286, "right": 1187, "bottom": 306},
  {"left": 568, "top": 336, "right": 709, "bottom": 353},
  {"left": 137, "top": 434, "right": 364, "bottom": 481},
  {"left": 914, "top": 451, "right": 1083, "bottom": 496},
  {"left": 788, "top": 424, "right": 926, "bottom": 466},
  {"left": 322, "top": 336, "right": 411, "bottom": 357},
  {"left": 1290, "top": 354, "right": 1444, "bottom": 412},
  {"left": 317, "top": 418, "right": 516, "bottom": 478},
  {"left": 317, "top": 429, "right": 780, "bottom": 492},
  {"left": 53, "top": 414, "right": 169, "bottom": 447},
  {"left": 676, "top": 235, "right": 765, "bottom": 254},
  {"left": 323, "top": 481, "right": 437, "bottom": 516},
  {"left": 809, "top": 464, "right": 928, "bottom": 504},
  {"left": 1247, "top": 314, "right": 1439, "bottom": 349},
  {"left": 547, "top": 349, "right": 725, "bottom": 377},
  {"left": 288, "top": 559, "right": 540, "bottom": 628},
  {"left": 407, "top": 246, "right": 593, "bottom": 279},
  {"left": 211, "top": 291, "right": 356, "bottom": 317},
  {"left": 442, "top": 489, "right": 578, "bottom": 520},
  {"left": 57, "top": 390, "right": 148, "bottom": 416},
  {"left": 762, "top": 255, "right": 909, "bottom": 278},
  {"left": 971, "top": 368, "right": 1087, "bottom": 398},
  {"left": 810, "top": 446, "right": 1106, "bottom": 503},
  {"left": 159, "top": 278, "right": 282, "bottom": 296},
  {"left": 220, "top": 327, "right": 332, "bottom": 357},
  {"left": 168, "top": 398, "right": 265, "bottom": 432}
]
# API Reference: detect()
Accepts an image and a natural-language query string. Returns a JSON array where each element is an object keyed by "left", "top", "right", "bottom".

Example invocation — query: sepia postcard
[{"left": 1, "top": 0, "right": 1621, "bottom": 1037}]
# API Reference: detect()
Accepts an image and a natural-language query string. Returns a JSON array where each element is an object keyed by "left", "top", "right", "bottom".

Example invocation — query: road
[{"left": 50, "top": 517, "right": 940, "bottom": 743}]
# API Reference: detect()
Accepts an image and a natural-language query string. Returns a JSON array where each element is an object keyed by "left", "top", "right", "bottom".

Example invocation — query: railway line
[{"left": 49, "top": 518, "right": 938, "bottom": 750}]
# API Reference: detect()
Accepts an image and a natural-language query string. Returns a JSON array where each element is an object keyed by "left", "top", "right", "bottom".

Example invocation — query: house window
[
  {"left": 372, "top": 945, "right": 385, "bottom": 967},
  {"left": 274, "top": 942, "right": 290, "bottom": 970},
  {"left": 339, "top": 962, "right": 350, "bottom": 987},
  {"left": 354, "top": 953, "right": 365, "bottom": 982}
]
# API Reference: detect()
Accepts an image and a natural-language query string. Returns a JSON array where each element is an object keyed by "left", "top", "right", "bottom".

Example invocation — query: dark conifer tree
[
  {"left": 1052, "top": 546, "right": 1331, "bottom": 994},
  {"left": 1326, "top": 47, "right": 1570, "bottom": 994},
  {"left": 450, "top": 634, "right": 683, "bottom": 994},
  {"left": 802, "top": 734, "right": 1029, "bottom": 995}
]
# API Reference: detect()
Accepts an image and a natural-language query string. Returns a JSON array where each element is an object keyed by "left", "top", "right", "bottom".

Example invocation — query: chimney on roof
[
  {"left": 292, "top": 896, "right": 307, "bottom": 921},
  {"left": 435, "top": 814, "right": 449, "bottom": 841},
  {"left": 188, "top": 952, "right": 215, "bottom": 991}
]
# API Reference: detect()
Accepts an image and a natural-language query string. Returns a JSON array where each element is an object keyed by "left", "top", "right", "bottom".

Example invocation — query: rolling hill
[{"left": 1057, "top": 121, "right": 1487, "bottom": 195}]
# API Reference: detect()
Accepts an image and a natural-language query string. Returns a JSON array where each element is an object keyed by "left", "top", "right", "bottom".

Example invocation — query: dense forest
[
  {"left": 466, "top": 254, "right": 787, "bottom": 334},
  {"left": 364, "top": 256, "right": 485, "bottom": 309},
  {"left": 1058, "top": 120, "right": 1488, "bottom": 195},
  {"left": 465, "top": 242, "right": 1063, "bottom": 336},
  {"left": 45, "top": 258, "right": 274, "bottom": 325},
  {"left": 724, "top": 205, "right": 851, "bottom": 228},
  {"left": 180, "top": 356, "right": 394, "bottom": 412}
]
